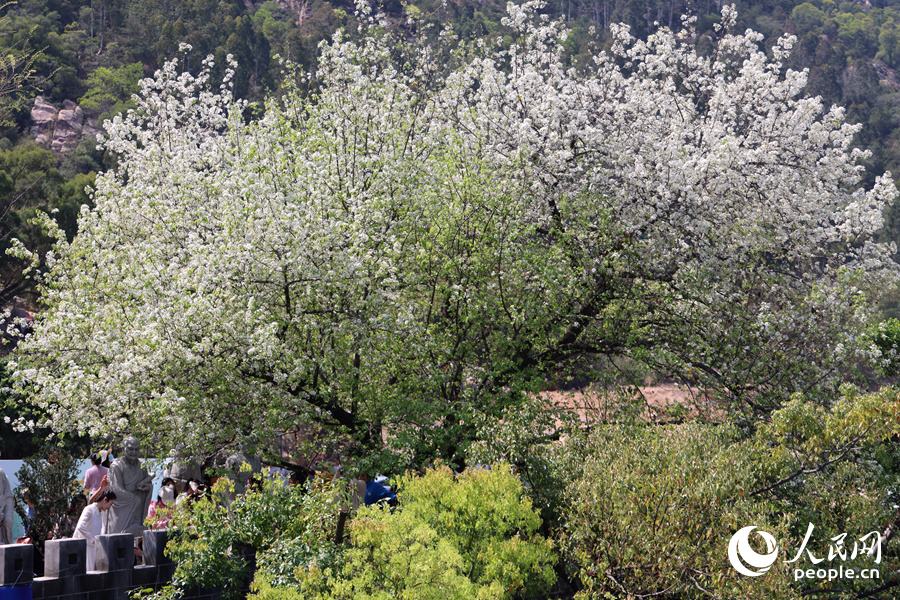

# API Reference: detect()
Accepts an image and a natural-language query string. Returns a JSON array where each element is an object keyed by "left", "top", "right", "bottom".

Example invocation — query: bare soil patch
[{"left": 540, "top": 383, "right": 720, "bottom": 424}]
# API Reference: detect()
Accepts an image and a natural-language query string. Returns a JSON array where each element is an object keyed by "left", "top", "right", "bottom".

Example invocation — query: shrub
[
  {"left": 564, "top": 386, "right": 900, "bottom": 599},
  {"left": 285, "top": 463, "right": 556, "bottom": 600},
  {"left": 14, "top": 446, "right": 80, "bottom": 563},
  {"left": 467, "top": 395, "right": 584, "bottom": 532},
  {"left": 161, "top": 473, "right": 344, "bottom": 600},
  {"left": 562, "top": 424, "right": 799, "bottom": 599}
]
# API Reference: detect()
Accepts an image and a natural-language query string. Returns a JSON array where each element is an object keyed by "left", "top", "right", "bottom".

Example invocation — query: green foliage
[
  {"left": 13, "top": 444, "right": 80, "bottom": 555},
  {"left": 0, "top": 2, "right": 51, "bottom": 123},
  {"left": 78, "top": 62, "right": 141, "bottom": 114},
  {"left": 754, "top": 385, "right": 900, "bottom": 520},
  {"left": 393, "top": 463, "right": 554, "bottom": 593},
  {"left": 247, "top": 577, "right": 304, "bottom": 600},
  {"left": 563, "top": 423, "right": 798, "bottom": 599},
  {"left": 0, "top": 8, "right": 79, "bottom": 103},
  {"left": 871, "top": 317, "right": 900, "bottom": 376},
  {"left": 290, "top": 464, "right": 556, "bottom": 600},
  {"left": 877, "top": 25, "right": 900, "bottom": 67},
  {"left": 0, "top": 140, "right": 97, "bottom": 305},
  {"left": 0, "top": 140, "right": 59, "bottom": 210},
  {"left": 59, "top": 135, "right": 104, "bottom": 177},
  {"left": 320, "top": 516, "right": 481, "bottom": 600},
  {"left": 564, "top": 385, "right": 900, "bottom": 598},
  {"left": 0, "top": 141, "right": 63, "bottom": 303},
  {"left": 467, "top": 395, "right": 583, "bottom": 530},
  {"left": 163, "top": 474, "right": 344, "bottom": 600},
  {"left": 254, "top": 534, "right": 345, "bottom": 590},
  {"left": 791, "top": 3, "right": 828, "bottom": 30},
  {"left": 164, "top": 496, "right": 253, "bottom": 600},
  {"left": 747, "top": 385, "right": 900, "bottom": 596}
]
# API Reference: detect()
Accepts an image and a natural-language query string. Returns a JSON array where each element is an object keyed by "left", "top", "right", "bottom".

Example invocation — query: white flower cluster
[{"left": 13, "top": 4, "right": 898, "bottom": 452}]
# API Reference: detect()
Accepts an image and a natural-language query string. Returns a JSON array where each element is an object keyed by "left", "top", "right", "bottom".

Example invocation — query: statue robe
[
  {"left": 107, "top": 458, "right": 153, "bottom": 535},
  {"left": 0, "top": 468, "right": 12, "bottom": 544}
]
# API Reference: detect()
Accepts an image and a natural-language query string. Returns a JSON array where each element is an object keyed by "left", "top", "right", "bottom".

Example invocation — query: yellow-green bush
[
  {"left": 280, "top": 463, "right": 556, "bottom": 600},
  {"left": 564, "top": 386, "right": 900, "bottom": 599},
  {"left": 563, "top": 423, "right": 798, "bottom": 599}
]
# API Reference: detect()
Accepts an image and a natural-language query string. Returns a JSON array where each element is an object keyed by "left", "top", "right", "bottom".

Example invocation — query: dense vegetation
[
  {"left": 3, "top": 0, "right": 900, "bottom": 307},
  {"left": 4, "top": 1, "right": 900, "bottom": 598},
  {"left": 155, "top": 385, "right": 900, "bottom": 599}
]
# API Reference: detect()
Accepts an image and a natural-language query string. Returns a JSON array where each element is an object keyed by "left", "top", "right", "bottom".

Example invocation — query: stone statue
[
  {"left": 0, "top": 464, "right": 13, "bottom": 544},
  {"left": 107, "top": 436, "right": 154, "bottom": 536},
  {"left": 164, "top": 457, "right": 204, "bottom": 495}
]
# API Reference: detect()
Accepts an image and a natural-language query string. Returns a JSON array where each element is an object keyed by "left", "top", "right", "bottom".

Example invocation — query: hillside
[{"left": 1, "top": 0, "right": 900, "bottom": 311}]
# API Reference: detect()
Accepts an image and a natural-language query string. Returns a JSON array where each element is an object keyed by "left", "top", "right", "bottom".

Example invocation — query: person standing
[
  {"left": 88, "top": 474, "right": 109, "bottom": 504},
  {"left": 53, "top": 494, "right": 87, "bottom": 539},
  {"left": 72, "top": 490, "right": 116, "bottom": 570},
  {"left": 358, "top": 473, "right": 397, "bottom": 507},
  {"left": 147, "top": 478, "right": 177, "bottom": 529},
  {"left": 83, "top": 453, "right": 109, "bottom": 498}
]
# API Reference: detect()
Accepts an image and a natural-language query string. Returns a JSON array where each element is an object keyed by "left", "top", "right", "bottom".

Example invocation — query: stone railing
[{"left": 0, "top": 530, "right": 209, "bottom": 600}]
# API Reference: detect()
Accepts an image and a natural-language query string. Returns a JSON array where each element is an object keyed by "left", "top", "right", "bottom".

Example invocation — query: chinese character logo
[{"left": 728, "top": 526, "right": 779, "bottom": 577}]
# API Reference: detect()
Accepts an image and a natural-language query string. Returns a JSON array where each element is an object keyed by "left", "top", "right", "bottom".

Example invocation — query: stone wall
[{"left": 0, "top": 531, "right": 214, "bottom": 600}]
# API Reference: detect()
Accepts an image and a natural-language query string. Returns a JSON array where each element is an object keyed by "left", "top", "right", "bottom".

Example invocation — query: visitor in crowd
[
  {"left": 53, "top": 494, "right": 87, "bottom": 539},
  {"left": 72, "top": 489, "right": 116, "bottom": 571},
  {"left": 177, "top": 478, "right": 208, "bottom": 504},
  {"left": 21, "top": 488, "right": 36, "bottom": 538},
  {"left": 147, "top": 477, "right": 178, "bottom": 529},
  {"left": 83, "top": 453, "right": 109, "bottom": 497},
  {"left": 358, "top": 473, "right": 397, "bottom": 507},
  {"left": 88, "top": 474, "right": 109, "bottom": 504},
  {"left": 245, "top": 474, "right": 264, "bottom": 493},
  {"left": 287, "top": 466, "right": 314, "bottom": 488}
]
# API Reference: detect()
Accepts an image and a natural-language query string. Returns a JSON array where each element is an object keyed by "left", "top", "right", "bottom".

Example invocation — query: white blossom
[{"left": 12, "top": 4, "right": 898, "bottom": 455}]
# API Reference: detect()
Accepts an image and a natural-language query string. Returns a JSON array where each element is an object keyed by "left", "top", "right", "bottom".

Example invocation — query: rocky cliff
[{"left": 30, "top": 97, "right": 104, "bottom": 154}]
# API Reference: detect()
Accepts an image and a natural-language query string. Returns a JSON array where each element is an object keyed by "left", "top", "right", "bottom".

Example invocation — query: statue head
[{"left": 123, "top": 436, "right": 141, "bottom": 462}]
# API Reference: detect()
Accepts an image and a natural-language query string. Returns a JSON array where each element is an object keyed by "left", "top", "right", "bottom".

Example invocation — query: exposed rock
[
  {"left": 83, "top": 121, "right": 105, "bottom": 139},
  {"left": 30, "top": 97, "right": 99, "bottom": 154},
  {"left": 874, "top": 60, "right": 900, "bottom": 92},
  {"left": 30, "top": 96, "right": 57, "bottom": 146},
  {"left": 50, "top": 99, "right": 85, "bottom": 154}
]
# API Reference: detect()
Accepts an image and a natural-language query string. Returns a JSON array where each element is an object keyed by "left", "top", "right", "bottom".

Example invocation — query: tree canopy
[{"left": 10, "top": 4, "right": 899, "bottom": 466}]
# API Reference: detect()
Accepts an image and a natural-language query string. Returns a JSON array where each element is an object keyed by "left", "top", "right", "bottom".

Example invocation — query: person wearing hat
[{"left": 83, "top": 452, "right": 109, "bottom": 498}]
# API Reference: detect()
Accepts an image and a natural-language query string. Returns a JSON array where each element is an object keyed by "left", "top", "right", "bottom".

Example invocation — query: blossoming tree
[{"left": 11, "top": 3, "right": 898, "bottom": 464}]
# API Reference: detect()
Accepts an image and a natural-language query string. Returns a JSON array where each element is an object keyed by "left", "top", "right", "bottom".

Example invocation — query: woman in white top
[{"left": 72, "top": 490, "right": 117, "bottom": 570}]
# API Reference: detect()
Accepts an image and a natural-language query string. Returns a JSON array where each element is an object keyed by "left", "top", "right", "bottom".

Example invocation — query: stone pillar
[
  {"left": 141, "top": 531, "right": 174, "bottom": 587},
  {"left": 139, "top": 532, "right": 168, "bottom": 568},
  {"left": 33, "top": 538, "right": 86, "bottom": 599},
  {"left": 94, "top": 534, "right": 133, "bottom": 600},
  {"left": 0, "top": 544, "right": 33, "bottom": 587},
  {"left": 43, "top": 539, "right": 86, "bottom": 579}
]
